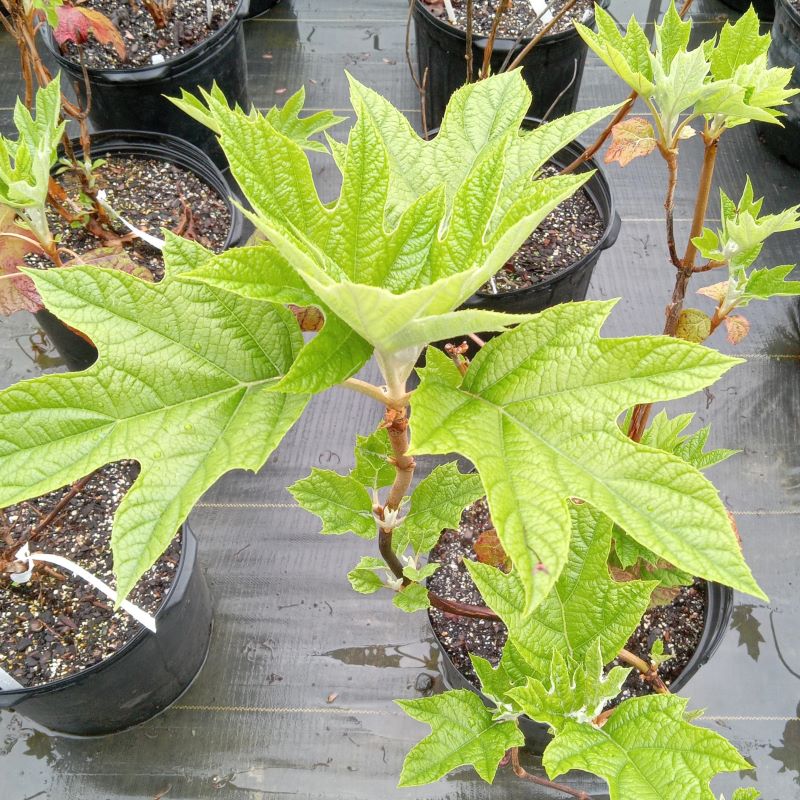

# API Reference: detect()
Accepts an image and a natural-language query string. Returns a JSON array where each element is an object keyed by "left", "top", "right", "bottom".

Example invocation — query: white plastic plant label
[
  {"left": 13, "top": 544, "right": 157, "bottom": 633},
  {"left": 0, "top": 668, "right": 24, "bottom": 691},
  {"left": 530, "top": 0, "right": 554, "bottom": 23}
]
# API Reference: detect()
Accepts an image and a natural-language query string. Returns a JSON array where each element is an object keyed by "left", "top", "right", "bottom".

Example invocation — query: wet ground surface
[{"left": 2, "top": 0, "right": 800, "bottom": 797}]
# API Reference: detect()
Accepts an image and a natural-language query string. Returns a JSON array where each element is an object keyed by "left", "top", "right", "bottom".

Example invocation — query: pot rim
[
  {"left": 40, "top": 0, "right": 248, "bottom": 77},
  {"left": 61, "top": 128, "right": 242, "bottom": 251},
  {"left": 776, "top": 0, "right": 800, "bottom": 26},
  {"left": 0, "top": 524, "right": 193, "bottom": 701},
  {"left": 413, "top": 0, "right": 608, "bottom": 47}
]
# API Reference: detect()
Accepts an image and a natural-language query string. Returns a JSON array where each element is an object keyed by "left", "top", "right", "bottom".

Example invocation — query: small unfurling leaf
[
  {"left": 698, "top": 281, "right": 729, "bottom": 304},
  {"left": 676, "top": 308, "right": 711, "bottom": 343},
  {"left": 723, "top": 314, "right": 750, "bottom": 344}
]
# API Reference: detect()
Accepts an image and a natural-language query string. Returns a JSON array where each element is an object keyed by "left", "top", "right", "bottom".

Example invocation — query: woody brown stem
[
  {"left": 511, "top": 749, "right": 591, "bottom": 800},
  {"left": 505, "top": 0, "right": 578, "bottom": 73},
  {"left": 481, "top": 0, "right": 511, "bottom": 78},
  {"left": 29, "top": 473, "right": 94, "bottom": 544},
  {"left": 662, "top": 146, "right": 682, "bottom": 270},
  {"left": 628, "top": 136, "right": 719, "bottom": 442},
  {"left": 428, "top": 591, "right": 498, "bottom": 619},
  {"left": 682, "top": 136, "right": 719, "bottom": 270},
  {"left": 384, "top": 409, "right": 415, "bottom": 511},
  {"left": 617, "top": 648, "right": 670, "bottom": 694},
  {"left": 465, "top": 0, "right": 474, "bottom": 81}
]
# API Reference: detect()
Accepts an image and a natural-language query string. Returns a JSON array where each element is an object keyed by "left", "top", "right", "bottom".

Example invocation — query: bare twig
[
  {"left": 406, "top": 1, "right": 429, "bottom": 137},
  {"left": 540, "top": 57, "right": 578, "bottom": 123},
  {"left": 505, "top": 0, "right": 577, "bottom": 73},
  {"left": 29, "top": 473, "right": 94, "bottom": 544},
  {"left": 465, "top": 0, "right": 474, "bottom": 82},
  {"left": 428, "top": 591, "right": 499, "bottom": 618},
  {"left": 511, "top": 749, "right": 592, "bottom": 800},
  {"left": 481, "top": 0, "right": 512, "bottom": 78},
  {"left": 444, "top": 341, "right": 470, "bottom": 376}
]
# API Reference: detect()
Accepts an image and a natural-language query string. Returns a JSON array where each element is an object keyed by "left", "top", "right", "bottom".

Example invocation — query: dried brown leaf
[{"left": 474, "top": 528, "right": 511, "bottom": 571}]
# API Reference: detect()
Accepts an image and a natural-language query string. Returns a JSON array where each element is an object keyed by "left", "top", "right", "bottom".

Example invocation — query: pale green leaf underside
[
  {"left": 0, "top": 259, "right": 307, "bottom": 600},
  {"left": 410, "top": 300, "right": 764, "bottom": 607},
  {"left": 289, "top": 468, "right": 375, "bottom": 538},
  {"left": 182, "top": 244, "right": 373, "bottom": 395},
  {"left": 544, "top": 694, "right": 751, "bottom": 800},
  {"left": 397, "top": 690, "right": 523, "bottom": 786}
]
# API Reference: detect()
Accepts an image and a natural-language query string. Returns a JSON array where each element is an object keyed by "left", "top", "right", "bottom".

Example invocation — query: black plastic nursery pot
[
  {"left": 461, "top": 120, "right": 620, "bottom": 319},
  {"left": 40, "top": 128, "right": 245, "bottom": 372},
  {"left": 0, "top": 523, "right": 212, "bottom": 737},
  {"left": 413, "top": 0, "right": 606, "bottom": 131},
  {"left": 40, "top": 1, "right": 252, "bottom": 165},
  {"left": 719, "top": 0, "right": 775, "bottom": 21},
  {"left": 758, "top": 0, "right": 800, "bottom": 166},
  {"left": 246, "top": 0, "right": 280, "bottom": 17},
  {"left": 430, "top": 580, "right": 733, "bottom": 749}
]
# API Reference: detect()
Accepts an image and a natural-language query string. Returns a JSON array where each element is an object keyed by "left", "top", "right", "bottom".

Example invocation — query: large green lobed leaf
[
  {"left": 544, "top": 694, "right": 751, "bottom": 800},
  {"left": 411, "top": 301, "right": 764, "bottom": 608},
  {"left": 0, "top": 236, "right": 308, "bottom": 599},
  {"left": 179, "top": 72, "right": 615, "bottom": 391},
  {"left": 468, "top": 503, "right": 656, "bottom": 674},
  {"left": 396, "top": 690, "right": 523, "bottom": 786}
]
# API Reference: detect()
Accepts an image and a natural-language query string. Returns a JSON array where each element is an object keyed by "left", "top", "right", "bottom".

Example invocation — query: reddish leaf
[
  {"left": 723, "top": 314, "right": 750, "bottom": 345},
  {"left": 54, "top": 5, "right": 126, "bottom": 61},
  {"left": 290, "top": 304, "right": 325, "bottom": 332},
  {"left": 605, "top": 117, "right": 657, "bottom": 167},
  {"left": 0, "top": 205, "right": 45, "bottom": 316},
  {"left": 474, "top": 528, "right": 511, "bottom": 571},
  {"left": 609, "top": 563, "right": 681, "bottom": 607},
  {"left": 697, "top": 280, "right": 729, "bottom": 304}
]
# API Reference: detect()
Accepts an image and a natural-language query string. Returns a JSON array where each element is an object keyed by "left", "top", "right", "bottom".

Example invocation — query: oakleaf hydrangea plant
[
  {"left": 0, "top": 64, "right": 782, "bottom": 797},
  {"left": 576, "top": 2, "right": 800, "bottom": 440}
]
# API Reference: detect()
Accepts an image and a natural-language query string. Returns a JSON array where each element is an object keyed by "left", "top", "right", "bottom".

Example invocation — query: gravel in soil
[
  {"left": 26, "top": 154, "right": 230, "bottom": 277},
  {"left": 0, "top": 462, "right": 181, "bottom": 688},
  {"left": 479, "top": 165, "right": 604, "bottom": 294},
  {"left": 428, "top": 498, "right": 706, "bottom": 702},
  {"left": 61, "top": 0, "right": 238, "bottom": 69},
  {"left": 422, "top": 0, "right": 596, "bottom": 39}
]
